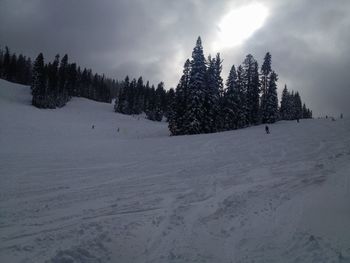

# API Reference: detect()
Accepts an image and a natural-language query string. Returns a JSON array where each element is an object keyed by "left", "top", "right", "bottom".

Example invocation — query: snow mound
[{"left": 1, "top": 79, "right": 350, "bottom": 262}]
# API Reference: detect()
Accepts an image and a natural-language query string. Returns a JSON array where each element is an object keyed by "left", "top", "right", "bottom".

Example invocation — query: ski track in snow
[{"left": 0, "top": 79, "right": 350, "bottom": 262}]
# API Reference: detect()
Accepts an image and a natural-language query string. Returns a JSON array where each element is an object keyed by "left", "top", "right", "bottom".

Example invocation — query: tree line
[
  {"left": 114, "top": 76, "right": 175, "bottom": 121},
  {"left": 0, "top": 46, "right": 119, "bottom": 108},
  {"left": 280, "top": 85, "right": 312, "bottom": 119},
  {"left": 31, "top": 53, "right": 114, "bottom": 108},
  {"left": 0, "top": 46, "right": 32, "bottom": 85},
  {"left": 0, "top": 45, "right": 172, "bottom": 116},
  {"left": 168, "top": 37, "right": 312, "bottom": 135},
  {"left": 1, "top": 42, "right": 312, "bottom": 133}
]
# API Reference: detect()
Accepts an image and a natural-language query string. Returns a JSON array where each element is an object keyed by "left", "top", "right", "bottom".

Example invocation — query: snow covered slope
[{"left": 0, "top": 79, "right": 349, "bottom": 262}]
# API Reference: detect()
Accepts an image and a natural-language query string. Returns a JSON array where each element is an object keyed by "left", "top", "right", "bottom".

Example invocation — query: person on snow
[{"left": 265, "top": 125, "right": 270, "bottom": 134}]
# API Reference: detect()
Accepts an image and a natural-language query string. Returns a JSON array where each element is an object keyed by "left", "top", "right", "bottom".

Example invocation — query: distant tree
[
  {"left": 214, "top": 53, "right": 224, "bottom": 131},
  {"left": 147, "top": 82, "right": 165, "bottom": 121},
  {"left": 115, "top": 76, "right": 130, "bottom": 114},
  {"left": 31, "top": 53, "right": 46, "bottom": 107},
  {"left": 47, "top": 55, "right": 60, "bottom": 104},
  {"left": 165, "top": 88, "right": 175, "bottom": 120},
  {"left": 67, "top": 63, "right": 77, "bottom": 96},
  {"left": 293, "top": 92, "right": 302, "bottom": 120},
  {"left": 24, "top": 57, "right": 32, "bottom": 85},
  {"left": 202, "top": 55, "right": 220, "bottom": 133},
  {"left": 0, "top": 48, "right": 4, "bottom": 77},
  {"left": 9, "top": 53, "right": 17, "bottom": 81},
  {"left": 236, "top": 65, "right": 248, "bottom": 128},
  {"left": 243, "top": 54, "right": 260, "bottom": 125},
  {"left": 2, "top": 47, "right": 11, "bottom": 80},
  {"left": 280, "top": 85, "right": 289, "bottom": 120},
  {"left": 264, "top": 71, "right": 279, "bottom": 123},
  {"left": 57, "top": 54, "right": 69, "bottom": 107},
  {"left": 169, "top": 59, "right": 191, "bottom": 135},
  {"left": 15, "top": 54, "right": 26, "bottom": 84},
  {"left": 222, "top": 65, "right": 239, "bottom": 130},
  {"left": 260, "top": 52, "right": 272, "bottom": 123},
  {"left": 134, "top": 77, "right": 144, "bottom": 114}
]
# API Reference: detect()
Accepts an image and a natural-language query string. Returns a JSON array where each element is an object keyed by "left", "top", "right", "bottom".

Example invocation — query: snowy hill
[{"left": 0, "top": 79, "right": 350, "bottom": 262}]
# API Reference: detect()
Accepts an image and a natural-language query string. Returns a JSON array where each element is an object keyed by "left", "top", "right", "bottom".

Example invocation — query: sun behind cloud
[{"left": 212, "top": 2, "right": 269, "bottom": 51}]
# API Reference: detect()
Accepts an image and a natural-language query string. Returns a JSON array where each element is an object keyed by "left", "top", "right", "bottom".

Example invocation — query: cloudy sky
[{"left": 1, "top": 0, "right": 349, "bottom": 116}]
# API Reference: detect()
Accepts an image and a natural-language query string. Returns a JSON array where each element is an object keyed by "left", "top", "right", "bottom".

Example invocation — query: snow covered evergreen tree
[
  {"left": 56, "top": 54, "right": 69, "bottom": 107},
  {"left": 293, "top": 92, "right": 302, "bottom": 120},
  {"left": 67, "top": 63, "right": 77, "bottom": 97},
  {"left": 115, "top": 76, "right": 129, "bottom": 114},
  {"left": 182, "top": 37, "right": 207, "bottom": 134},
  {"left": 280, "top": 85, "right": 289, "bottom": 120},
  {"left": 2, "top": 47, "right": 11, "bottom": 80},
  {"left": 169, "top": 59, "right": 191, "bottom": 135},
  {"left": 46, "top": 54, "right": 60, "bottom": 108},
  {"left": 31, "top": 53, "right": 46, "bottom": 107},
  {"left": 202, "top": 55, "right": 219, "bottom": 133},
  {"left": 146, "top": 82, "right": 165, "bottom": 121},
  {"left": 302, "top": 103, "right": 312, "bottom": 118},
  {"left": 260, "top": 52, "right": 272, "bottom": 123},
  {"left": 164, "top": 88, "right": 175, "bottom": 120},
  {"left": 264, "top": 71, "right": 279, "bottom": 123},
  {"left": 243, "top": 54, "right": 260, "bottom": 125},
  {"left": 223, "top": 65, "right": 239, "bottom": 130},
  {"left": 134, "top": 77, "right": 144, "bottom": 114},
  {"left": 214, "top": 53, "right": 224, "bottom": 131}
]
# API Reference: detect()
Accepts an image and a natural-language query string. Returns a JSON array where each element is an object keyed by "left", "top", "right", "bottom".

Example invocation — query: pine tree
[
  {"left": 302, "top": 103, "right": 308, "bottom": 119},
  {"left": 280, "top": 85, "right": 289, "bottom": 120},
  {"left": 143, "top": 81, "right": 150, "bottom": 111},
  {"left": 202, "top": 55, "right": 219, "bottom": 133},
  {"left": 165, "top": 88, "right": 175, "bottom": 120},
  {"left": 154, "top": 82, "right": 166, "bottom": 121},
  {"left": 293, "top": 92, "right": 302, "bottom": 120},
  {"left": 47, "top": 54, "right": 60, "bottom": 107},
  {"left": 2, "top": 47, "right": 10, "bottom": 80},
  {"left": 15, "top": 54, "right": 26, "bottom": 84},
  {"left": 182, "top": 36, "right": 207, "bottom": 134},
  {"left": 146, "top": 85, "right": 156, "bottom": 119},
  {"left": 223, "top": 65, "right": 240, "bottom": 130},
  {"left": 260, "top": 52, "right": 272, "bottom": 123},
  {"left": 115, "top": 76, "right": 130, "bottom": 114},
  {"left": 128, "top": 78, "right": 137, "bottom": 114},
  {"left": 134, "top": 77, "right": 144, "bottom": 114},
  {"left": 31, "top": 53, "right": 46, "bottom": 107},
  {"left": 67, "top": 63, "right": 77, "bottom": 96},
  {"left": 214, "top": 53, "right": 224, "bottom": 131},
  {"left": 236, "top": 65, "right": 248, "bottom": 128},
  {"left": 264, "top": 71, "right": 279, "bottom": 123},
  {"left": 243, "top": 54, "right": 260, "bottom": 125},
  {"left": 9, "top": 53, "right": 17, "bottom": 81},
  {"left": 57, "top": 54, "right": 69, "bottom": 107},
  {"left": 92, "top": 73, "right": 99, "bottom": 101},
  {"left": 24, "top": 57, "right": 32, "bottom": 85},
  {"left": 169, "top": 59, "right": 191, "bottom": 135},
  {"left": 0, "top": 47, "right": 4, "bottom": 77}
]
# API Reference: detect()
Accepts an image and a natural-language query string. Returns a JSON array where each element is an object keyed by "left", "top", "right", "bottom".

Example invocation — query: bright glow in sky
[{"left": 212, "top": 3, "right": 269, "bottom": 51}]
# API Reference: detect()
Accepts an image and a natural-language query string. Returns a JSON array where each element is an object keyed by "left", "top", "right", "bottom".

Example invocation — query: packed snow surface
[{"left": 0, "top": 79, "right": 350, "bottom": 262}]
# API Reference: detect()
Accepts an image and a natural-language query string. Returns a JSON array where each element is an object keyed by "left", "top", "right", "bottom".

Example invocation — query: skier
[{"left": 265, "top": 125, "right": 270, "bottom": 134}]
